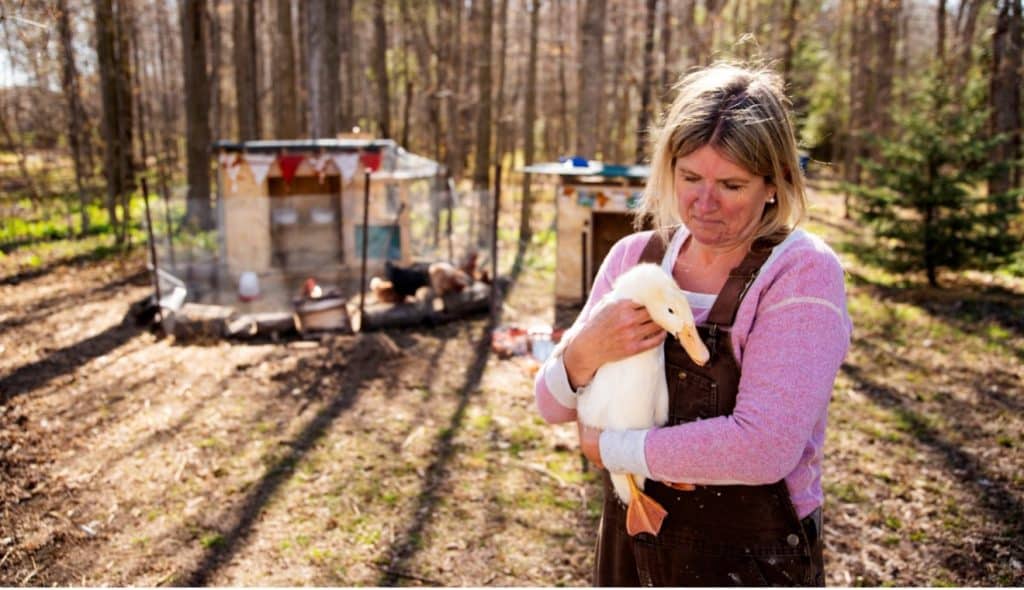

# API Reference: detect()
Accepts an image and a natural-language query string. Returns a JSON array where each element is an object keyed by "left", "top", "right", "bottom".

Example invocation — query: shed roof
[{"left": 521, "top": 161, "right": 650, "bottom": 179}]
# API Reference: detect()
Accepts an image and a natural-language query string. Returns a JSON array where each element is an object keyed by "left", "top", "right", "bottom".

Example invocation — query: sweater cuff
[
  {"left": 599, "top": 429, "right": 652, "bottom": 479},
  {"left": 543, "top": 355, "right": 579, "bottom": 410}
]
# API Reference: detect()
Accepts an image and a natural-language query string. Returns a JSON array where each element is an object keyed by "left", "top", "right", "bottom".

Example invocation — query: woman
[{"left": 534, "top": 63, "right": 851, "bottom": 586}]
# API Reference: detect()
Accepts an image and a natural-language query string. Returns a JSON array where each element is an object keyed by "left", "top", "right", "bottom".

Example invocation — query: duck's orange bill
[
  {"left": 677, "top": 326, "right": 710, "bottom": 366},
  {"left": 625, "top": 474, "right": 668, "bottom": 537}
]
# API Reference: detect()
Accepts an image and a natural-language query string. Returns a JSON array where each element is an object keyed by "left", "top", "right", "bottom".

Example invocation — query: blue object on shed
[{"left": 798, "top": 154, "right": 810, "bottom": 173}]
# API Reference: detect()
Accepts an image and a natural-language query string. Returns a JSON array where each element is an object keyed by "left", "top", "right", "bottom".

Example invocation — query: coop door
[
  {"left": 267, "top": 176, "right": 343, "bottom": 271},
  {"left": 590, "top": 212, "right": 636, "bottom": 284}
]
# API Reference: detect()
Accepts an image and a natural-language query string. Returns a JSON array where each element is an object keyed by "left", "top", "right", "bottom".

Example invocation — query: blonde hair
[{"left": 636, "top": 63, "right": 806, "bottom": 243}]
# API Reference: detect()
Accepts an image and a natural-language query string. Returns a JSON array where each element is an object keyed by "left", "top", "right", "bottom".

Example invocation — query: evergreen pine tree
[{"left": 849, "top": 75, "right": 1021, "bottom": 287}]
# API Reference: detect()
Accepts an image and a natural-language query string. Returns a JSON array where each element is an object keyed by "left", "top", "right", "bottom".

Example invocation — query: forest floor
[{"left": 1, "top": 184, "right": 1022, "bottom": 586}]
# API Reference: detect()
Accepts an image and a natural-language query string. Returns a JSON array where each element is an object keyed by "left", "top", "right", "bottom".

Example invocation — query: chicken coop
[
  {"left": 148, "top": 137, "right": 456, "bottom": 321},
  {"left": 523, "top": 160, "right": 651, "bottom": 305}
]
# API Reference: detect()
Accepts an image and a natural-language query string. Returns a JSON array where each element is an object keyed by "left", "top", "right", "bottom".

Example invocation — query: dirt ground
[{"left": 1, "top": 188, "right": 1022, "bottom": 586}]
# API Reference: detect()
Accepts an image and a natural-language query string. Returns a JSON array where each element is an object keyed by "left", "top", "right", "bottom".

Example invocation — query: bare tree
[
  {"left": 781, "top": 0, "right": 799, "bottom": 83},
  {"left": 577, "top": 0, "right": 606, "bottom": 159},
  {"left": 989, "top": 0, "right": 1023, "bottom": 205},
  {"left": 234, "top": 0, "right": 260, "bottom": 139},
  {"left": 373, "top": 1, "right": 392, "bottom": 138},
  {"left": 494, "top": 0, "right": 511, "bottom": 168},
  {"left": 520, "top": 0, "right": 540, "bottom": 248},
  {"left": 472, "top": 0, "right": 494, "bottom": 189},
  {"left": 270, "top": 0, "right": 298, "bottom": 138},
  {"left": 94, "top": 0, "right": 135, "bottom": 243},
  {"left": 57, "top": 0, "right": 91, "bottom": 234},
  {"left": 182, "top": 0, "right": 213, "bottom": 229},
  {"left": 306, "top": 0, "right": 340, "bottom": 137},
  {"left": 636, "top": 0, "right": 657, "bottom": 163}
]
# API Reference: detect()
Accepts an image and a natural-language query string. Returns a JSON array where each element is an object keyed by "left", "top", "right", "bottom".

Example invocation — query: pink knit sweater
[{"left": 534, "top": 227, "right": 852, "bottom": 518}]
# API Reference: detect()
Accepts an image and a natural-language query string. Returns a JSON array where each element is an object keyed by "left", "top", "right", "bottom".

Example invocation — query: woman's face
[{"left": 673, "top": 145, "right": 776, "bottom": 249}]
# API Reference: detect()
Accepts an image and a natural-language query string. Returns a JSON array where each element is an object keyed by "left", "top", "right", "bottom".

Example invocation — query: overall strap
[
  {"left": 638, "top": 228, "right": 678, "bottom": 265},
  {"left": 705, "top": 235, "right": 785, "bottom": 328}
]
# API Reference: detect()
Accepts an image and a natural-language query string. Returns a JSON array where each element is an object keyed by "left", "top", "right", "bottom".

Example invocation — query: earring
[{"left": 767, "top": 195, "right": 777, "bottom": 204}]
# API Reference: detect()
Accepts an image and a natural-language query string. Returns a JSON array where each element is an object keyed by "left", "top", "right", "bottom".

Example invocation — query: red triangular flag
[
  {"left": 278, "top": 154, "right": 305, "bottom": 185},
  {"left": 360, "top": 150, "right": 382, "bottom": 173}
]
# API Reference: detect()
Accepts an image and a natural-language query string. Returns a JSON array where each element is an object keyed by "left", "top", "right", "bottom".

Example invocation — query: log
[
  {"left": 349, "top": 300, "right": 431, "bottom": 333},
  {"left": 351, "top": 281, "right": 501, "bottom": 332},
  {"left": 226, "top": 312, "right": 297, "bottom": 338},
  {"left": 167, "top": 303, "right": 237, "bottom": 339}
]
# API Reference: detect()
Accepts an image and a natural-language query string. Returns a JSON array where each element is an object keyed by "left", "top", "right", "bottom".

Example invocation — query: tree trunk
[
  {"left": 843, "top": 0, "right": 864, "bottom": 217},
  {"left": 271, "top": 0, "right": 298, "bottom": 138},
  {"left": 494, "top": 0, "right": 510, "bottom": 168},
  {"left": 661, "top": 0, "right": 673, "bottom": 100},
  {"left": 94, "top": 0, "right": 135, "bottom": 242},
  {"left": 871, "top": 0, "right": 899, "bottom": 143},
  {"left": 182, "top": 0, "right": 213, "bottom": 230},
  {"left": 306, "top": 0, "right": 340, "bottom": 138},
  {"left": 989, "top": 0, "right": 1022, "bottom": 211},
  {"left": 58, "top": 0, "right": 91, "bottom": 235},
  {"left": 555, "top": 0, "right": 570, "bottom": 157},
  {"left": 636, "top": 0, "right": 657, "bottom": 163},
  {"left": 520, "top": 0, "right": 540, "bottom": 248},
  {"left": 937, "top": 0, "right": 947, "bottom": 65},
  {"left": 472, "top": 0, "right": 494, "bottom": 190},
  {"left": 576, "top": 0, "right": 606, "bottom": 159},
  {"left": 953, "top": 0, "right": 983, "bottom": 89},
  {"left": 207, "top": 1, "right": 223, "bottom": 141},
  {"left": 234, "top": 0, "right": 260, "bottom": 140},
  {"left": 373, "top": 1, "right": 392, "bottom": 138},
  {"left": 445, "top": 0, "right": 465, "bottom": 179},
  {"left": 781, "top": 0, "right": 799, "bottom": 84}
]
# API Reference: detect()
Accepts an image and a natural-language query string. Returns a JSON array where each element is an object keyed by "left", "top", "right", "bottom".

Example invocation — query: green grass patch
[{"left": 199, "top": 532, "right": 224, "bottom": 549}]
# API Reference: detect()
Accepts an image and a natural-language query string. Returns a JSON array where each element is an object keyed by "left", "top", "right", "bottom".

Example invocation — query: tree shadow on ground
[
  {"left": 373, "top": 314, "right": 498, "bottom": 586},
  {"left": 0, "top": 319, "right": 142, "bottom": 405},
  {"left": 0, "top": 245, "right": 129, "bottom": 287},
  {"left": 846, "top": 267, "right": 1024, "bottom": 361},
  {"left": 840, "top": 361, "right": 1024, "bottom": 543},
  {"left": 0, "top": 269, "right": 147, "bottom": 331},
  {"left": 175, "top": 340, "right": 387, "bottom": 586}
]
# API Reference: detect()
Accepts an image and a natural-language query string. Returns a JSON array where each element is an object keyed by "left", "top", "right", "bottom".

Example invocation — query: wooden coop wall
[
  {"left": 221, "top": 159, "right": 271, "bottom": 273},
  {"left": 555, "top": 183, "right": 644, "bottom": 304},
  {"left": 219, "top": 157, "right": 412, "bottom": 279}
]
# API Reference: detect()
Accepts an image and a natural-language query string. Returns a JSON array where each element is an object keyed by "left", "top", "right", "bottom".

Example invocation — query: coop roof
[{"left": 212, "top": 138, "right": 440, "bottom": 180}]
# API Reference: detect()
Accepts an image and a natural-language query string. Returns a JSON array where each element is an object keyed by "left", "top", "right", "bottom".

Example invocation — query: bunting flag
[
  {"left": 218, "top": 153, "right": 242, "bottom": 191},
  {"left": 309, "top": 153, "right": 334, "bottom": 184},
  {"left": 562, "top": 186, "right": 576, "bottom": 197},
  {"left": 277, "top": 154, "right": 306, "bottom": 186},
  {"left": 243, "top": 153, "right": 276, "bottom": 186},
  {"left": 595, "top": 191, "right": 609, "bottom": 208},
  {"left": 360, "top": 150, "right": 383, "bottom": 173},
  {"left": 331, "top": 152, "right": 360, "bottom": 183},
  {"left": 626, "top": 193, "right": 642, "bottom": 210}
]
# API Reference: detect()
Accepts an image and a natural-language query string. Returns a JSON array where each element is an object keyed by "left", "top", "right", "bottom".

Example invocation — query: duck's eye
[{"left": 667, "top": 308, "right": 675, "bottom": 314}]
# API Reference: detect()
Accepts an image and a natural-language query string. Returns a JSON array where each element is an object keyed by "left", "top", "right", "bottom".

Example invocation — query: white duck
[{"left": 574, "top": 263, "right": 710, "bottom": 536}]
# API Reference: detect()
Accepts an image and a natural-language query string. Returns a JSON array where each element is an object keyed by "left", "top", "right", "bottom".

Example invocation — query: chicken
[{"left": 576, "top": 263, "right": 710, "bottom": 537}]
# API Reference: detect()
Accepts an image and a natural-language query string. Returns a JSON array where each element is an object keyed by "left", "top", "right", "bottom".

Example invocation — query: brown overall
[{"left": 593, "top": 231, "right": 825, "bottom": 587}]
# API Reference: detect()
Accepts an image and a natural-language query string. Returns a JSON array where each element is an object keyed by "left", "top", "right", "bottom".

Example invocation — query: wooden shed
[
  {"left": 523, "top": 161, "right": 651, "bottom": 305},
  {"left": 212, "top": 138, "right": 439, "bottom": 308}
]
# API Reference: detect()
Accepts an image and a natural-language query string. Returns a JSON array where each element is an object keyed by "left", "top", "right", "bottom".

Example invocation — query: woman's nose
[{"left": 693, "top": 184, "right": 719, "bottom": 211}]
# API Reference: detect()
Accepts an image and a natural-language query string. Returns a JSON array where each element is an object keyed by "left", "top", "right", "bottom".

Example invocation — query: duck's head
[{"left": 615, "top": 264, "right": 711, "bottom": 366}]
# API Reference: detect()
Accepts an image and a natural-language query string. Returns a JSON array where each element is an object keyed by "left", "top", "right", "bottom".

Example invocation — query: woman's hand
[
  {"left": 563, "top": 299, "right": 667, "bottom": 389},
  {"left": 577, "top": 421, "right": 604, "bottom": 469}
]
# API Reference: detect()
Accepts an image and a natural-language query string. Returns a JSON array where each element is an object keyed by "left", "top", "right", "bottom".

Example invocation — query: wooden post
[
  {"left": 141, "top": 177, "right": 163, "bottom": 322},
  {"left": 358, "top": 169, "right": 371, "bottom": 323},
  {"left": 581, "top": 229, "right": 588, "bottom": 302},
  {"left": 446, "top": 176, "right": 455, "bottom": 263},
  {"left": 491, "top": 164, "right": 501, "bottom": 315}
]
